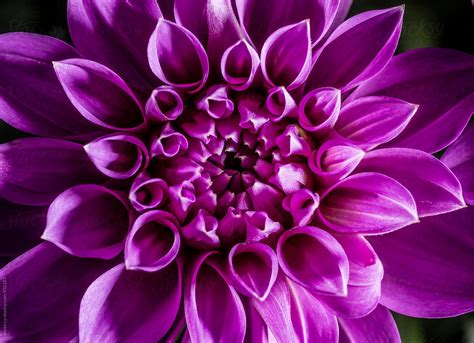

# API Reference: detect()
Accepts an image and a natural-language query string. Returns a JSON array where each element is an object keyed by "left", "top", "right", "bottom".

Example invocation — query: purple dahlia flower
[{"left": 1, "top": 0, "right": 473, "bottom": 342}]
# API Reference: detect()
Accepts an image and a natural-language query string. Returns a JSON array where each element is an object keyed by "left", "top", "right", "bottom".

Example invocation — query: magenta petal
[
  {"left": 129, "top": 174, "right": 168, "bottom": 212},
  {"left": 339, "top": 305, "right": 401, "bottom": 342},
  {"left": 68, "top": 0, "right": 161, "bottom": 93},
  {"left": 125, "top": 210, "right": 180, "bottom": 272},
  {"left": 0, "top": 33, "right": 100, "bottom": 139},
  {"left": 243, "top": 299, "right": 269, "bottom": 342},
  {"left": 357, "top": 148, "right": 465, "bottom": 217},
  {"left": 298, "top": 87, "right": 341, "bottom": 133},
  {"left": 236, "top": 0, "right": 340, "bottom": 49},
  {"left": 335, "top": 96, "right": 418, "bottom": 149},
  {"left": 145, "top": 86, "right": 184, "bottom": 122},
  {"left": 85, "top": 133, "right": 148, "bottom": 179},
  {"left": 196, "top": 85, "right": 234, "bottom": 119},
  {"left": 266, "top": 87, "right": 297, "bottom": 122},
  {"left": 54, "top": 58, "right": 144, "bottom": 131},
  {"left": 148, "top": 19, "right": 209, "bottom": 93},
  {"left": 42, "top": 185, "right": 130, "bottom": 259},
  {"left": 442, "top": 123, "right": 474, "bottom": 205},
  {"left": 228, "top": 242, "right": 278, "bottom": 301},
  {"left": 277, "top": 226, "right": 349, "bottom": 296},
  {"left": 349, "top": 48, "right": 474, "bottom": 153},
  {"left": 150, "top": 123, "right": 189, "bottom": 158},
  {"left": 288, "top": 280, "right": 339, "bottom": 343},
  {"left": 261, "top": 21, "right": 312, "bottom": 90},
  {"left": 0, "top": 242, "right": 116, "bottom": 341},
  {"left": 244, "top": 211, "right": 282, "bottom": 243},
  {"left": 185, "top": 252, "right": 246, "bottom": 342},
  {"left": 181, "top": 209, "right": 220, "bottom": 249},
  {"left": 319, "top": 172, "right": 419, "bottom": 234},
  {"left": 0, "top": 138, "right": 104, "bottom": 206},
  {"left": 307, "top": 6, "right": 403, "bottom": 91},
  {"left": 282, "top": 189, "right": 320, "bottom": 227},
  {"left": 221, "top": 40, "right": 260, "bottom": 91},
  {"left": 246, "top": 181, "right": 285, "bottom": 222},
  {"left": 79, "top": 262, "right": 182, "bottom": 343},
  {"left": 275, "top": 125, "right": 312, "bottom": 157},
  {"left": 251, "top": 271, "right": 296, "bottom": 342},
  {"left": 368, "top": 206, "right": 474, "bottom": 318},
  {"left": 309, "top": 140, "right": 365, "bottom": 185}
]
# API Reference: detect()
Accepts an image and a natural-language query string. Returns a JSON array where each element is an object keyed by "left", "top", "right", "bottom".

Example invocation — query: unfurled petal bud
[
  {"left": 283, "top": 189, "right": 320, "bottom": 226},
  {"left": 129, "top": 174, "right": 168, "bottom": 212},
  {"left": 247, "top": 181, "right": 285, "bottom": 221},
  {"left": 54, "top": 58, "right": 144, "bottom": 131},
  {"left": 43, "top": 184, "right": 130, "bottom": 259},
  {"left": 265, "top": 87, "right": 297, "bottom": 121},
  {"left": 150, "top": 123, "right": 188, "bottom": 158},
  {"left": 125, "top": 210, "right": 180, "bottom": 272},
  {"left": 244, "top": 211, "right": 282, "bottom": 243},
  {"left": 148, "top": 19, "right": 209, "bottom": 92},
  {"left": 238, "top": 94, "right": 269, "bottom": 133},
  {"left": 196, "top": 85, "right": 234, "bottom": 119},
  {"left": 217, "top": 207, "right": 246, "bottom": 245},
  {"left": 335, "top": 96, "right": 418, "bottom": 149},
  {"left": 168, "top": 181, "right": 196, "bottom": 222},
  {"left": 318, "top": 172, "right": 419, "bottom": 234},
  {"left": 275, "top": 125, "right": 312, "bottom": 157},
  {"left": 84, "top": 133, "right": 148, "bottom": 179},
  {"left": 228, "top": 243, "right": 278, "bottom": 301},
  {"left": 182, "top": 209, "right": 220, "bottom": 249},
  {"left": 145, "top": 86, "right": 184, "bottom": 122},
  {"left": 298, "top": 87, "right": 341, "bottom": 133},
  {"left": 270, "top": 163, "right": 314, "bottom": 194},
  {"left": 221, "top": 40, "right": 260, "bottom": 91},
  {"left": 309, "top": 140, "right": 365, "bottom": 185},
  {"left": 277, "top": 226, "right": 349, "bottom": 296},
  {"left": 261, "top": 20, "right": 312, "bottom": 90}
]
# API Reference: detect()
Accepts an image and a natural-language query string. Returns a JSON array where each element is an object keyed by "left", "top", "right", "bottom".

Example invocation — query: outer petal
[
  {"left": 185, "top": 252, "right": 246, "bottom": 343},
  {"left": 368, "top": 206, "right": 474, "bottom": 318},
  {"left": 442, "top": 123, "right": 474, "bottom": 205},
  {"left": 357, "top": 148, "right": 465, "bottom": 217},
  {"left": 307, "top": 6, "right": 403, "bottom": 92},
  {"left": 348, "top": 48, "right": 474, "bottom": 153},
  {"left": 42, "top": 185, "right": 131, "bottom": 259},
  {"left": 68, "top": 0, "right": 161, "bottom": 93},
  {"left": 277, "top": 226, "right": 349, "bottom": 296},
  {"left": 0, "top": 33, "right": 99, "bottom": 139},
  {"left": 288, "top": 280, "right": 339, "bottom": 343},
  {"left": 252, "top": 272, "right": 296, "bottom": 342},
  {"left": 79, "top": 262, "right": 182, "bottom": 343},
  {"left": 54, "top": 58, "right": 144, "bottom": 131},
  {"left": 318, "top": 173, "right": 419, "bottom": 234},
  {"left": 148, "top": 19, "right": 209, "bottom": 93},
  {"left": 335, "top": 96, "right": 418, "bottom": 149},
  {"left": 261, "top": 21, "right": 312, "bottom": 90},
  {"left": 221, "top": 40, "right": 260, "bottom": 91},
  {"left": 0, "top": 138, "right": 105, "bottom": 206},
  {"left": 339, "top": 305, "right": 401, "bottom": 343},
  {"left": 236, "top": 0, "right": 340, "bottom": 49},
  {"left": 0, "top": 242, "right": 116, "bottom": 341}
]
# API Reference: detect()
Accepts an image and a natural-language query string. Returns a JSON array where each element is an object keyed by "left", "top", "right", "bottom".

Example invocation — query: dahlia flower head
[{"left": 1, "top": 0, "right": 473, "bottom": 342}]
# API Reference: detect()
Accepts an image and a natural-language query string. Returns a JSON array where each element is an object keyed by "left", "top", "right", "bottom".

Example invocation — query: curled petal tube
[
  {"left": 129, "top": 173, "right": 168, "bottom": 212},
  {"left": 145, "top": 86, "right": 184, "bottom": 122},
  {"left": 125, "top": 210, "right": 181, "bottom": 272},
  {"left": 282, "top": 189, "right": 320, "bottom": 227},
  {"left": 181, "top": 209, "right": 220, "bottom": 249},
  {"left": 196, "top": 85, "right": 234, "bottom": 119},
  {"left": 167, "top": 181, "right": 196, "bottom": 222},
  {"left": 275, "top": 125, "right": 312, "bottom": 157},
  {"left": 309, "top": 139, "right": 366, "bottom": 185},
  {"left": 298, "top": 87, "right": 341, "bottom": 133},
  {"left": 84, "top": 133, "right": 149, "bottom": 179},
  {"left": 277, "top": 226, "right": 350, "bottom": 296},
  {"left": 150, "top": 123, "right": 189, "bottom": 158},
  {"left": 265, "top": 87, "right": 297, "bottom": 122},
  {"left": 244, "top": 211, "right": 282, "bottom": 243},
  {"left": 227, "top": 242, "right": 279, "bottom": 301},
  {"left": 221, "top": 39, "right": 260, "bottom": 91}
]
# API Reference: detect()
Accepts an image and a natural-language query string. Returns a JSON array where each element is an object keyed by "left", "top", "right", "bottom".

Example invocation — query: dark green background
[{"left": 1, "top": 0, "right": 473, "bottom": 342}]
